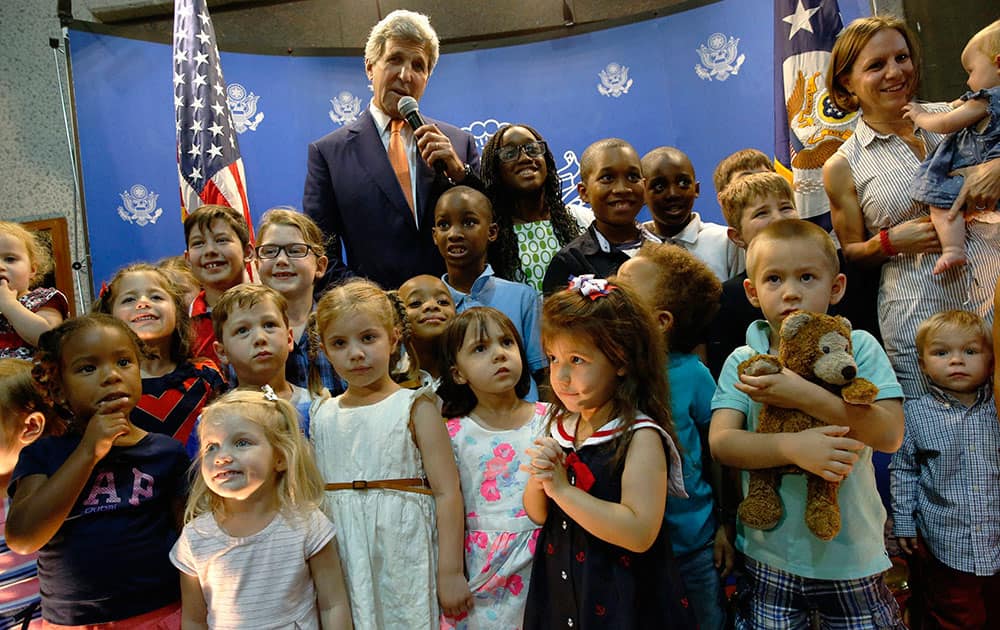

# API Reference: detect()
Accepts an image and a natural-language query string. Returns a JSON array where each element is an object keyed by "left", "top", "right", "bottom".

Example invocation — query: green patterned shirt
[{"left": 513, "top": 220, "right": 561, "bottom": 293}]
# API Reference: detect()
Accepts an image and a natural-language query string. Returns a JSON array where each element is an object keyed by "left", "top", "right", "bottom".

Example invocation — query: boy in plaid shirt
[{"left": 890, "top": 310, "right": 1000, "bottom": 629}]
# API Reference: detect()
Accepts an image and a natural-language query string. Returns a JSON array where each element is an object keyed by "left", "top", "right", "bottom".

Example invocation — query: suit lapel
[{"left": 348, "top": 111, "right": 417, "bottom": 227}]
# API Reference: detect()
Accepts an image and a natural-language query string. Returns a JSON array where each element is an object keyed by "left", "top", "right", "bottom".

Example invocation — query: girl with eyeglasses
[
  {"left": 256, "top": 207, "right": 346, "bottom": 398},
  {"left": 481, "top": 124, "right": 592, "bottom": 293}
]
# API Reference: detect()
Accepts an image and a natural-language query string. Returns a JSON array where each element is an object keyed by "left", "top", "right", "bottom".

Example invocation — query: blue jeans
[{"left": 677, "top": 543, "right": 728, "bottom": 630}]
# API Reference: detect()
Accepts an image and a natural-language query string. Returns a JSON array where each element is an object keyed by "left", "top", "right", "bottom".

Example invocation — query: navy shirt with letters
[{"left": 10, "top": 432, "right": 189, "bottom": 625}]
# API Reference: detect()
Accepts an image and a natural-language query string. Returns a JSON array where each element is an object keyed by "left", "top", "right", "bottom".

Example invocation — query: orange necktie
[{"left": 389, "top": 119, "right": 415, "bottom": 215}]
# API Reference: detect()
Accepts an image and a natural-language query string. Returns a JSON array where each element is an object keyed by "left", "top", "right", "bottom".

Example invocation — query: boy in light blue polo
[
  {"left": 709, "top": 219, "right": 905, "bottom": 629},
  {"left": 432, "top": 186, "right": 546, "bottom": 401},
  {"left": 616, "top": 242, "right": 731, "bottom": 630}
]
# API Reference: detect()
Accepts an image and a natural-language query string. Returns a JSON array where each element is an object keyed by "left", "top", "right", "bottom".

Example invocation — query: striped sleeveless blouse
[{"left": 836, "top": 110, "right": 1000, "bottom": 398}]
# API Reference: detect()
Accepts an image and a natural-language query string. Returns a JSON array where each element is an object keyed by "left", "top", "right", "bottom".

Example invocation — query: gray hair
[{"left": 364, "top": 9, "right": 440, "bottom": 73}]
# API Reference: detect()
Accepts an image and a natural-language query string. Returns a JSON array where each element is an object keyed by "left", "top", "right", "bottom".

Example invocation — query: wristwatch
[{"left": 447, "top": 163, "right": 473, "bottom": 186}]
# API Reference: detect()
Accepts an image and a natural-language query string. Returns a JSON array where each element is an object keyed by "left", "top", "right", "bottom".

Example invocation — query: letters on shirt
[{"left": 81, "top": 467, "right": 158, "bottom": 514}]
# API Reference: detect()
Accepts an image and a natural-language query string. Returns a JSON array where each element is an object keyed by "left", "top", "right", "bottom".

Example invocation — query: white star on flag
[{"left": 782, "top": 0, "right": 821, "bottom": 40}]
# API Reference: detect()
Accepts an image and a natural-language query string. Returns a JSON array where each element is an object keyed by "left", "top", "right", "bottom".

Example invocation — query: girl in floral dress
[{"left": 437, "top": 307, "right": 547, "bottom": 629}]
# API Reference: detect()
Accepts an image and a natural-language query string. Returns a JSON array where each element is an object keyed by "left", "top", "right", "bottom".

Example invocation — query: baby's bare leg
[{"left": 930, "top": 205, "right": 967, "bottom": 274}]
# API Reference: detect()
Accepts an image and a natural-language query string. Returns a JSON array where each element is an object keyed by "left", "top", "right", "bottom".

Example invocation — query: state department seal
[
  {"left": 117, "top": 184, "right": 163, "bottom": 227},
  {"left": 227, "top": 83, "right": 264, "bottom": 133},
  {"left": 597, "top": 63, "right": 633, "bottom": 98},
  {"left": 695, "top": 33, "right": 746, "bottom": 82},
  {"left": 329, "top": 91, "right": 362, "bottom": 126}
]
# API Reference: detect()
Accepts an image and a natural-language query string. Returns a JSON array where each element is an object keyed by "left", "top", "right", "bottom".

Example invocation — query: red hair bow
[{"left": 565, "top": 452, "right": 595, "bottom": 492}]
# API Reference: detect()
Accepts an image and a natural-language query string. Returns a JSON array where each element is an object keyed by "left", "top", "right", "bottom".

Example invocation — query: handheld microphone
[{"left": 397, "top": 96, "right": 446, "bottom": 176}]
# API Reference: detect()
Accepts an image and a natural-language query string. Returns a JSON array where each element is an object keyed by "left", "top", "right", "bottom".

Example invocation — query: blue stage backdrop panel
[{"left": 70, "top": 0, "right": 868, "bottom": 290}]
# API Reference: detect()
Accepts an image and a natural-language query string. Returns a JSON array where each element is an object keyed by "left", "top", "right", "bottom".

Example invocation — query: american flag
[
  {"left": 172, "top": 0, "right": 253, "bottom": 240},
  {"left": 773, "top": 0, "right": 858, "bottom": 231}
]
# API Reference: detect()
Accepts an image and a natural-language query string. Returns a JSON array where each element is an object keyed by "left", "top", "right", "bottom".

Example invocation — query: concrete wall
[{"left": 1, "top": 0, "right": 95, "bottom": 312}]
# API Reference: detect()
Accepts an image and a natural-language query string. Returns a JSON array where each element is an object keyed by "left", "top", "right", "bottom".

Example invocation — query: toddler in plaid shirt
[{"left": 890, "top": 310, "right": 1000, "bottom": 629}]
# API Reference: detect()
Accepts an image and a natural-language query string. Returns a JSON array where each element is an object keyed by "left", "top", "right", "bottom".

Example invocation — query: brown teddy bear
[{"left": 736, "top": 310, "right": 879, "bottom": 541}]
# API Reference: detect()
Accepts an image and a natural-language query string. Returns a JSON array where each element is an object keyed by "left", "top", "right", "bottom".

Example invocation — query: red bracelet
[{"left": 879, "top": 228, "right": 898, "bottom": 257}]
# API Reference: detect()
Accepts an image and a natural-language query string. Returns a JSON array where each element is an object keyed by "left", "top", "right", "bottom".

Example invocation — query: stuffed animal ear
[
  {"left": 836, "top": 316, "right": 853, "bottom": 332},
  {"left": 780, "top": 311, "right": 812, "bottom": 340}
]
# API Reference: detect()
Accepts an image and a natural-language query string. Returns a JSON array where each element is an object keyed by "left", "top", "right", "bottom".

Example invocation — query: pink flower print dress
[{"left": 441, "top": 402, "right": 548, "bottom": 630}]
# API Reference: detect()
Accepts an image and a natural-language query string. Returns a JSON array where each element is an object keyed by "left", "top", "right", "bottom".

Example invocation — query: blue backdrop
[{"left": 70, "top": 0, "right": 868, "bottom": 290}]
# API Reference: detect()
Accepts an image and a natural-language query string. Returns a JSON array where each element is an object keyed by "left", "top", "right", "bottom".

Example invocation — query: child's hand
[
  {"left": 901, "top": 101, "right": 928, "bottom": 124},
  {"left": 80, "top": 399, "right": 132, "bottom": 461},
  {"left": 523, "top": 437, "right": 569, "bottom": 497},
  {"left": 736, "top": 367, "right": 813, "bottom": 408},
  {"left": 713, "top": 523, "right": 737, "bottom": 578},
  {"left": 785, "top": 425, "right": 864, "bottom": 482},
  {"left": 437, "top": 570, "right": 473, "bottom": 618},
  {"left": 896, "top": 536, "right": 919, "bottom": 555},
  {"left": 0, "top": 279, "right": 17, "bottom": 308}
]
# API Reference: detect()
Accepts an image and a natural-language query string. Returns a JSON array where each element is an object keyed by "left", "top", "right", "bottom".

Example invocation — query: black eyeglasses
[
  {"left": 255, "top": 243, "right": 317, "bottom": 259},
  {"left": 498, "top": 140, "right": 547, "bottom": 163}
]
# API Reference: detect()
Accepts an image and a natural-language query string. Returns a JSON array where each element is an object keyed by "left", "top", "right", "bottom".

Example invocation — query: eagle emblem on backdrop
[
  {"left": 785, "top": 71, "right": 857, "bottom": 172},
  {"left": 462, "top": 119, "right": 509, "bottom": 152},
  {"left": 597, "top": 63, "right": 633, "bottom": 97},
  {"left": 226, "top": 83, "right": 264, "bottom": 133},
  {"left": 329, "top": 91, "right": 362, "bottom": 126},
  {"left": 695, "top": 33, "right": 746, "bottom": 82},
  {"left": 117, "top": 184, "right": 163, "bottom": 226}
]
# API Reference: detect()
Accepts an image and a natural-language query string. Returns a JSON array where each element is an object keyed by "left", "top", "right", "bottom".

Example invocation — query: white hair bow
[
  {"left": 567, "top": 274, "right": 615, "bottom": 300},
  {"left": 261, "top": 384, "right": 279, "bottom": 402}
]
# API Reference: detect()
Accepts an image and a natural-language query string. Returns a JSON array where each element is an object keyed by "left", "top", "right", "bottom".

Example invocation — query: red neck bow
[{"left": 564, "top": 452, "right": 595, "bottom": 492}]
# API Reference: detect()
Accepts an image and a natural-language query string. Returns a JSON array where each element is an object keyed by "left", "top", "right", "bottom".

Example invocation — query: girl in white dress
[
  {"left": 437, "top": 307, "right": 547, "bottom": 629},
  {"left": 311, "top": 279, "right": 470, "bottom": 630},
  {"left": 171, "top": 388, "right": 351, "bottom": 629}
]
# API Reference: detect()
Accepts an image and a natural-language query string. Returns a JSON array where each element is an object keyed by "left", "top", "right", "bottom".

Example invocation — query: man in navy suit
[{"left": 303, "top": 9, "right": 480, "bottom": 290}]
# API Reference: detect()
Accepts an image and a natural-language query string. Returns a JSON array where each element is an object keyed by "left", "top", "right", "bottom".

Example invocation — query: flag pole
[{"left": 53, "top": 25, "right": 96, "bottom": 311}]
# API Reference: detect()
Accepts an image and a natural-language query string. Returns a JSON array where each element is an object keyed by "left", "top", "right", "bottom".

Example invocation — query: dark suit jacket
[{"left": 302, "top": 109, "right": 480, "bottom": 290}]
